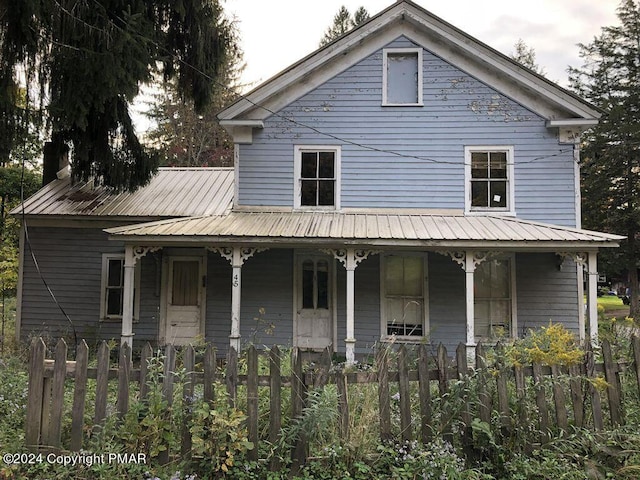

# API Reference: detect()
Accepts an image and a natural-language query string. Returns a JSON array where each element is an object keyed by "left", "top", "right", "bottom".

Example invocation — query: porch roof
[{"left": 106, "top": 209, "right": 623, "bottom": 249}]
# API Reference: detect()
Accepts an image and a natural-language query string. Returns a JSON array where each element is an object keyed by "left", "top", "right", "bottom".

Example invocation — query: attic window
[{"left": 382, "top": 48, "right": 423, "bottom": 106}]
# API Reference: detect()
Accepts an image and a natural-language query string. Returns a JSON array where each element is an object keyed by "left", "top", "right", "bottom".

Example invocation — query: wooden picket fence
[{"left": 24, "top": 336, "right": 640, "bottom": 466}]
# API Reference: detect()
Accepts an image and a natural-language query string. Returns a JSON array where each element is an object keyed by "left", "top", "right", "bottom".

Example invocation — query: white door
[
  {"left": 295, "top": 254, "right": 332, "bottom": 350},
  {"left": 164, "top": 256, "right": 204, "bottom": 345}
]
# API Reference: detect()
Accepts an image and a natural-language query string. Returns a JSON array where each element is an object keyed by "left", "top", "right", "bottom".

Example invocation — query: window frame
[
  {"left": 464, "top": 146, "right": 515, "bottom": 215},
  {"left": 382, "top": 47, "right": 423, "bottom": 106},
  {"left": 294, "top": 145, "right": 341, "bottom": 210},
  {"left": 379, "top": 253, "right": 429, "bottom": 341},
  {"left": 100, "top": 253, "right": 140, "bottom": 322},
  {"left": 473, "top": 254, "right": 517, "bottom": 341}
]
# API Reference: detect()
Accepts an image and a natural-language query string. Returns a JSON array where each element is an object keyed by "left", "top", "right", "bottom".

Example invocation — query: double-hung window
[
  {"left": 100, "top": 253, "right": 139, "bottom": 321},
  {"left": 382, "top": 48, "right": 423, "bottom": 106},
  {"left": 381, "top": 255, "right": 428, "bottom": 338},
  {"left": 474, "top": 257, "right": 514, "bottom": 339},
  {"left": 294, "top": 146, "right": 340, "bottom": 209},
  {"left": 465, "top": 146, "right": 514, "bottom": 214}
]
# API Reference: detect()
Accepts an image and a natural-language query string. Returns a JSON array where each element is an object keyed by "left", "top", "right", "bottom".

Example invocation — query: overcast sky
[{"left": 226, "top": 0, "right": 621, "bottom": 89}]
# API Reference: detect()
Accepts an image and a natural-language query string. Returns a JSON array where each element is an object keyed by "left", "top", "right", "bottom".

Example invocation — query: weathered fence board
[{"left": 24, "top": 336, "right": 640, "bottom": 474}]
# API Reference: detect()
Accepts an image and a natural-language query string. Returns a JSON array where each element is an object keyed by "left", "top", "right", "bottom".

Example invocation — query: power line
[{"left": 56, "top": 0, "right": 579, "bottom": 167}]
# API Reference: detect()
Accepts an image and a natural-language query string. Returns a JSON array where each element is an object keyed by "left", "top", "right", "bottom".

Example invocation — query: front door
[
  {"left": 164, "top": 256, "right": 205, "bottom": 345},
  {"left": 295, "top": 254, "right": 333, "bottom": 350}
]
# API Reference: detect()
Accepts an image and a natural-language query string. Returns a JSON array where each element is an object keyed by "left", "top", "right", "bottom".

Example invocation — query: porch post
[
  {"left": 345, "top": 251, "right": 356, "bottom": 364},
  {"left": 207, "top": 247, "right": 268, "bottom": 354},
  {"left": 464, "top": 250, "right": 476, "bottom": 354},
  {"left": 121, "top": 245, "right": 135, "bottom": 350},
  {"left": 230, "top": 248, "right": 242, "bottom": 353},
  {"left": 587, "top": 251, "right": 599, "bottom": 344},
  {"left": 323, "top": 248, "right": 379, "bottom": 364}
]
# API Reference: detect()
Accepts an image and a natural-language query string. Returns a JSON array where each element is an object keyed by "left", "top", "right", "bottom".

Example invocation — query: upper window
[
  {"left": 465, "top": 146, "right": 515, "bottom": 214},
  {"left": 100, "top": 254, "right": 140, "bottom": 321},
  {"left": 474, "top": 257, "right": 515, "bottom": 340},
  {"left": 294, "top": 146, "right": 341, "bottom": 209},
  {"left": 382, "top": 48, "right": 423, "bottom": 106},
  {"left": 381, "top": 255, "right": 428, "bottom": 339}
]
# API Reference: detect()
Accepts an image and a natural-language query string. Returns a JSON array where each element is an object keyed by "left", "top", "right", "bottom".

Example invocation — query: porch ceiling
[{"left": 105, "top": 210, "right": 623, "bottom": 250}]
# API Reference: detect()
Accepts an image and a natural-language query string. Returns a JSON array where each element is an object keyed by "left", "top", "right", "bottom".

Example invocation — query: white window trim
[
  {"left": 474, "top": 253, "right": 518, "bottom": 341},
  {"left": 382, "top": 47, "right": 423, "bottom": 106},
  {"left": 100, "top": 253, "right": 140, "bottom": 322},
  {"left": 379, "top": 253, "right": 429, "bottom": 342},
  {"left": 464, "top": 145, "right": 516, "bottom": 216},
  {"left": 294, "top": 145, "right": 341, "bottom": 210}
]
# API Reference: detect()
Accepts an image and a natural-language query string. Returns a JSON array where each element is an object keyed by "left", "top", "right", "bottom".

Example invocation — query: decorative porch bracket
[
  {"left": 437, "top": 250, "right": 494, "bottom": 359},
  {"left": 207, "top": 247, "right": 268, "bottom": 352},
  {"left": 557, "top": 251, "right": 598, "bottom": 344},
  {"left": 121, "top": 246, "right": 162, "bottom": 351},
  {"left": 322, "top": 248, "right": 380, "bottom": 364}
]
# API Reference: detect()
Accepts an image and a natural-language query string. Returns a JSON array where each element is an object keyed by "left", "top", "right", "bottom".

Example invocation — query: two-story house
[{"left": 14, "top": 1, "right": 621, "bottom": 361}]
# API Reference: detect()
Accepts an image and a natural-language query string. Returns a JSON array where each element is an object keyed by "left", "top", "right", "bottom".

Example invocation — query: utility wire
[{"left": 57, "top": 0, "right": 579, "bottom": 167}]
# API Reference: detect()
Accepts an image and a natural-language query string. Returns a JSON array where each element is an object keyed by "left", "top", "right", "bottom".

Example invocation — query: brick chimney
[{"left": 42, "top": 142, "right": 70, "bottom": 187}]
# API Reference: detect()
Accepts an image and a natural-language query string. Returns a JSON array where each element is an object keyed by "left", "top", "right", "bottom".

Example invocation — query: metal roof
[
  {"left": 12, "top": 168, "right": 234, "bottom": 218},
  {"left": 106, "top": 210, "right": 623, "bottom": 249}
]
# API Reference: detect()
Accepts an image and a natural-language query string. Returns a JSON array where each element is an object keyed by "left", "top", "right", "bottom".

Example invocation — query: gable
[{"left": 219, "top": 0, "right": 599, "bottom": 127}]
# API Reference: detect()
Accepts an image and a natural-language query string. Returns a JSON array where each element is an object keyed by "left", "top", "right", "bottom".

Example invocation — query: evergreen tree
[
  {"left": 319, "top": 5, "right": 370, "bottom": 47},
  {"left": 510, "top": 39, "right": 546, "bottom": 76},
  {"left": 569, "top": 0, "right": 640, "bottom": 318},
  {"left": 0, "top": 0, "right": 235, "bottom": 191}
]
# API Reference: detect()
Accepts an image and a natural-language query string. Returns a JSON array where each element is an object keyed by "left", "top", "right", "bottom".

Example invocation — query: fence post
[
  {"left": 117, "top": 342, "right": 131, "bottom": 419},
  {"left": 376, "top": 346, "right": 391, "bottom": 442},
  {"left": 159, "top": 344, "right": 176, "bottom": 465},
  {"left": 495, "top": 343, "right": 511, "bottom": 437},
  {"left": 550, "top": 364, "right": 568, "bottom": 431},
  {"left": 181, "top": 345, "right": 195, "bottom": 460},
  {"left": 398, "top": 345, "right": 412, "bottom": 442},
  {"left": 632, "top": 336, "right": 640, "bottom": 399},
  {"left": 585, "top": 341, "right": 604, "bottom": 430},
  {"left": 25, "top": 337, "right": 46, "bottom": 450},
  {"left": 532, "top": 361, "right": 549, "bottom": 443},
  {"left": 456, "top": 343, "right": 472, "bottom": 448},
  {"left": 94, "top": 341, "right": 110, "bottom": 427},
  {"left": 417, "top": 344, "right": 432, "bottom": 444},
  {"left": 247, "top": 345, "right": 259, "bottom": 461},
  {"left": 226, "top": 346, "right": 238, "bottom": 408},
  {"left": 476, "top": 343, "right": 492, "bottom": 424},
  {"left": 204, "top": 344, "right": 216, "bottom": 408},
  {"left": 291, "top": 347, "right": 307, "bottom": 469},
  {"left": 336, "top": 369, "right": 349, "bottom": 441},
  {"left": 602, "top": 339, "right": 623, "bottom": 426},
  {"left": 139, "top": 342, "right": 153, "bottom": 402},
  {"left": 269, "top": 346, "right": 282, "bottom": 472},
  {"left": 569, "top": 364, "right": 584, "bottom": 428},
  {"left": 71, "top": 340, "right": 89, "bottom": 451},
  {"left": 437, "top": 344, "right": 453, "bottom": 444},
  {"left": 49, "top": 338, "right": 68, "bottom": 450}
]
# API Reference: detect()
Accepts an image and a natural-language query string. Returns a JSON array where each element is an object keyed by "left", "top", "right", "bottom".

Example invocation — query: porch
[{"left": 107, "top": 210, "right": 621, "bottom": 361}]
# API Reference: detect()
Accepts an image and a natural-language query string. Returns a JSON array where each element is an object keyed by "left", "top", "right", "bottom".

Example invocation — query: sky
[{"left": 225, "top": 0, "right": 621, "bottom": 89}]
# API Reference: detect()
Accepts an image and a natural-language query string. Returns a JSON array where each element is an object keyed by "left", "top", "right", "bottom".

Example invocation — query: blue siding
[
  {"left": 516, "top": 253, "right": 580, "bottom": 335},
  {"left": 238, "top": 36, "right": 576, "bottom": 226},
  {"left": 428, "top": 253, "right": 467, "bottom": 353},
  {"left": 20, "top": 233, "right": 581, "bottom": 353},
  {"left": 20, "top": 226, "right": 160, "bottom": 346}
]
